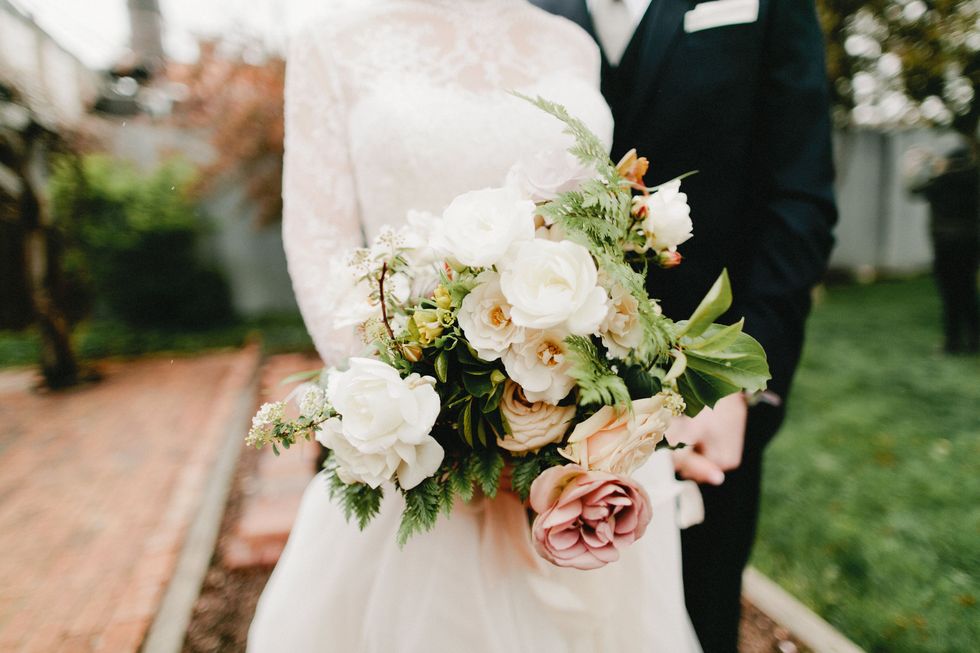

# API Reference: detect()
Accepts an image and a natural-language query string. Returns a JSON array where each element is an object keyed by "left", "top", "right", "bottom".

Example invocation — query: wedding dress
[{"left": 248, "top": 2, "right": 703, "bottom": 651}]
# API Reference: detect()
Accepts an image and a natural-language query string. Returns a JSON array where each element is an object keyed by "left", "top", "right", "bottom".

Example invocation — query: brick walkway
[
  {"left": 0, "top": 347, "right": 260, "bottom": 653},
  {"left": 222, "top": 354, "right": 322, "bottom": 570}
]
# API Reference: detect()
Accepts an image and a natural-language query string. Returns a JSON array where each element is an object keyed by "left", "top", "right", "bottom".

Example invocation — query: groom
[{"left": 532, "top": 0, "right": 837, "bottom": 650}]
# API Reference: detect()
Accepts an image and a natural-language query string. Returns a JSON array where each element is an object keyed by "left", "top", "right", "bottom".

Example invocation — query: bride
[{"left": 248, "top": 1, "right": 703, "bottom": 651}]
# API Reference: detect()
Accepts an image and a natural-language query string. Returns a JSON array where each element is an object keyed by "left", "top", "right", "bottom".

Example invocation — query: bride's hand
[{"left": 668, "top": 392, "right": 748, "bottom": 486}]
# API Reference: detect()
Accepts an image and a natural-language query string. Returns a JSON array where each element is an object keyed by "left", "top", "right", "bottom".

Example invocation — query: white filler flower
[
  {"left": 431, "top": 187, "right": 535, "bottom": 268},
  {"left": 499, "top": 239, "right": 608, "bottom": 335},
  {"left": 321, "top": 358, "right": 443, "bottom": 489}
]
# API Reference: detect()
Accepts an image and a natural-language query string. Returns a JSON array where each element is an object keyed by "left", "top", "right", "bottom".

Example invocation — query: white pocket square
[{"left": 684, "top": 0, "right": 759, "bottom": 33}]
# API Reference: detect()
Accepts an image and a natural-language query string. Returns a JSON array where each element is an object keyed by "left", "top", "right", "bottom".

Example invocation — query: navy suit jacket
[{"left": 534, "top": 0, "right": 837, "bottom": 435}]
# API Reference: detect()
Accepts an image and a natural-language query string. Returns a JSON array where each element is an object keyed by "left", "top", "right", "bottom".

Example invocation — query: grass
[
  {"left": 753, "top": 276, "right": 980, "bottom": 653},
  {"left": 0, "top": 313, "right": 314, "bottom": 368}
]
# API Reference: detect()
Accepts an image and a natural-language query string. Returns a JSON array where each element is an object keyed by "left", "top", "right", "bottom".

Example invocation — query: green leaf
[
  {"left": 511, "top": 455, "right": 545, "bottom": 503},
  {"left": 564, "top": 335, "right": 632, "bottom": 408},
  {"left": 473, "top": 449, "right": 504, "bottom": 499},
  {"left": 397, "top": 477, "right": 441, "bottom": 546},
  {"left": 684, "top": 333, "right": 770, "bottom": 393},
  {"left": 677, "top": 270, "right": 733, "bottom": 339},
  {"left": 457, "top": 401, "right": 474, "bottom": 447},
  {"left": 462, "top": 370, "right": 495, "bottom": 397},
  {"left": 676, "top": 365, "right": 742, "bottom": 417},
  {"left": 622, "top": 364, "right": 663, "bottom": 400},
  {"left": 434, "top": 350, "right": 450, "bottom": 383},
  {"left": 325, "top": 463, "right": 384, "bottom": 530},
  {"left": 676, "top": 329, "right": 770, "bottom": 415},
  {"left": 687, "top": 319, "right": 746, "bottom": 353}
]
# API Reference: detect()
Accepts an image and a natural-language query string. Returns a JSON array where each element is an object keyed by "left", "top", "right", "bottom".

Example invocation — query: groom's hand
[{"left": 669, "top": 393, "right": 748, "bottom": 486}]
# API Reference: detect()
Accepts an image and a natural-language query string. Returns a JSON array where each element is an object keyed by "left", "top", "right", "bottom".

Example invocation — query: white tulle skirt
[{"left": 248, "top": 450, "right": 703, "bottom": 653}]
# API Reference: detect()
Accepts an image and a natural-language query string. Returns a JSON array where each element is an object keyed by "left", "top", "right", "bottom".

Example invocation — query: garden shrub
[{"left": 50, "top": 155, "right": 234, "bottom": 329}]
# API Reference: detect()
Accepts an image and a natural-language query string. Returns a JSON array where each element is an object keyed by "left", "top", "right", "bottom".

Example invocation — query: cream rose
[
  {"left": 502, "top": 328, "right": 576, "bottom": 405},
  {"left": 497, "top": 380, "right": 576, "bottom": 454},
  {"left": 635, "top": 179, "right": 693, "bottom": 253},
  {"left": 499, "top": 239, "right": 608, "bottom": 335},
  {"left": 599, "top": 283, "right": 645, "bottom": 359},
  {"left": 431, "top": 187, "right": 535, "bottom": 268},
  {"left": 506, "top": 148, "right": 596, "bottom": 203},
  {"left": 317, "top": 417, "right": 444, "bottom": 490},
  {"left": 323, "top": 358, "right": 444, "bottom": 488},
  {"left": 457, "top": 271, "right": 526, "bottom": 361},
  {"left": 559, "top": 395, "right": 674, "bottom": 474}
]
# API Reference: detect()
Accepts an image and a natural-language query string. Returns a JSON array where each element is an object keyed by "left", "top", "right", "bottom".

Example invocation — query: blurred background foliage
[{"left": 49, "top": 155, "right": 233, "bottom": 328}]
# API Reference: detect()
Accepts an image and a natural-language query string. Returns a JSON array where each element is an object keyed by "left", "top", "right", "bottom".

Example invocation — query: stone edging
[
  {"left": 141, "top": 346, "right": 262, "bottom": 653},
  {"left": 743, "top": 567, "right": 866, "bottom": 653}
]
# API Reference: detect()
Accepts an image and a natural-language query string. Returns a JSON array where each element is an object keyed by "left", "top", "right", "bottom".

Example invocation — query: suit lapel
[{"left": 620, "top": 0, "right": 691, "bottom": 135}]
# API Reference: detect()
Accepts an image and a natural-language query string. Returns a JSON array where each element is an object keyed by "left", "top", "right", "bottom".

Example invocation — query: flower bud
[
  {"left": 433, "top": 285, "right": 453, "bottom": 310},
  {"left": 615, "top": 148, "right": 649, "bottom": 183},
  {"left": 402, "top": 344, "right": 423, "bottom": 363},
  {"left": 413, "top": 309, "right": 444, "bottom": 345},
  {"left": 657, "top": 251, "right": 683, "bottom": 269}
]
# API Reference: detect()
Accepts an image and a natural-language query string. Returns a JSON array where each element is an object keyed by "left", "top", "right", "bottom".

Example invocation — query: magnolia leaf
[
  {"left": 684, "top": 335, "right": 770, "bottom": 394},
  {"left": 687, "top": 319, "right": 746, "bottom": 354},
  {"left": 676, "top": 270, "right": 732, "bottom": 339},
  {"left": 676, "top": 366, "right": 742, "bottom": 417}
]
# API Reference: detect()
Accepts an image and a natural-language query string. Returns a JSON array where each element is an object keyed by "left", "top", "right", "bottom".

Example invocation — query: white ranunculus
[
  {"left": 317, "top": 417, "right": 444, "bottom": 489},
  {"left": 497, "top": 380, "right": 576, "bottom": 453},
  {"left": 457, "top": 271, "right": 526, "bottom": 361},
  {"left": 599, "top": 283, "right": 645, "bottom": 359},
  {"left": 506, "top": 149, "right": 596, "bottom": 203},
  {"left": 502, "top": 328, "right": 576, "bottom": 405},
  {"left": 499, "top": 239, "right": 609, "bottom": 335},
  {"left": 431, "top": 187, "right": 535, "bottom": 268},
  {"left": 636, "top": 179, "right": 693, "bottom": 253}
]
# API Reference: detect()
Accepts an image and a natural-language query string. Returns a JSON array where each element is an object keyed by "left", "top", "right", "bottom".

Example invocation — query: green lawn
[
  {"left": 0, "top": 313, "right": 314, "bottom": 368},
  {"left": 754, "top": 276, "right": 980, "bottom": 653}
]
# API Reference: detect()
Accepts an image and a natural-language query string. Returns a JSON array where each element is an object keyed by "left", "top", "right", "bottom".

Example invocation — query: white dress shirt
[{"left": 586, "top": 0, "right": 653, "bottom": 65}]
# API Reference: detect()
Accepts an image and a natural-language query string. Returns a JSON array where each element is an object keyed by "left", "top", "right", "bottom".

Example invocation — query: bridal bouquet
[{"left": 247, "top": 98, "right": 770, "bottom": 570}]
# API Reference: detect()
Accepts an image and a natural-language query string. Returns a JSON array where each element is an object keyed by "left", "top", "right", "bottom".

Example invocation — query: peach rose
[
  {"left": 558, "top": 396, "right": 672, "bottom": 475},
  {"left": 529, "top": 464, "right": 652, "bottom": 570},
  {"left": 497, "top": 381, "right": 575, "bottom": 454}
]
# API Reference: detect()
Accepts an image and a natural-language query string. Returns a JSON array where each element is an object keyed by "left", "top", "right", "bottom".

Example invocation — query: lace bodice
[{"left": 283, "top": 0, "right": 614, "bottom": 362}]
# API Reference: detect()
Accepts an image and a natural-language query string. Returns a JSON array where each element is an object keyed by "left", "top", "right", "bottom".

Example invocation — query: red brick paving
[
  {"left": 222, "top": 353, "right": 322, "bottom": 570},
  {"left": 0, "top": 347, "right": 260, "bottom": 653}
]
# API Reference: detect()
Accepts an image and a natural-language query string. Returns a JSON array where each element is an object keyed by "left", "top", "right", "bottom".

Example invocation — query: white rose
[
  {"left": 317, "top": 417, "right": 444, "bottom": 489},
  {"left": 506, "top": 149, "right": 596, "bottom": 203},
  {"left": 502, "top": 328, "right": 576, "bottom": 405},
  {"left": 431, "top": 187, "right": 535, "bottom": 268},
  {"left": 323, "top": 358, "right": 444, "bottom": 489},
  {"left": 497, "top": 380, "right": 576, "bottom": 454},
  {"left": 457, "top": 271, "right": 526, "bottom": 361},
  {"left": 330, "top": 358, "right": 441, "bottom": 449},
  {"left": 558, "top": 395, "right": 673, "bottom": 475},
  {"left": 499, "top": 239, "right": 608, "bottom": 335},
  {"left": 599, "top": 284, "right": 645, "bottom": 359},
  {"left": 636, "top": 179, "right": 693, "bottom": 253}
]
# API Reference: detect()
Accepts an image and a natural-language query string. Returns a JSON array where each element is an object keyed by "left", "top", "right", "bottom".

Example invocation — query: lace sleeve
[{"left": 282, "top": 29, "right": 364, "bottom": 364}]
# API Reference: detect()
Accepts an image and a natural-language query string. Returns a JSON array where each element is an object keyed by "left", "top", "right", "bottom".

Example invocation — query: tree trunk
[{"left": 18, "top": 135, "right": 79, "bottom": 388}]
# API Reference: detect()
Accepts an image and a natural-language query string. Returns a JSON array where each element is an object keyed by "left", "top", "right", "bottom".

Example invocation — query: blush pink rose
[{"left": 529, "top": 464, "right": 652, "bottom": 570}]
